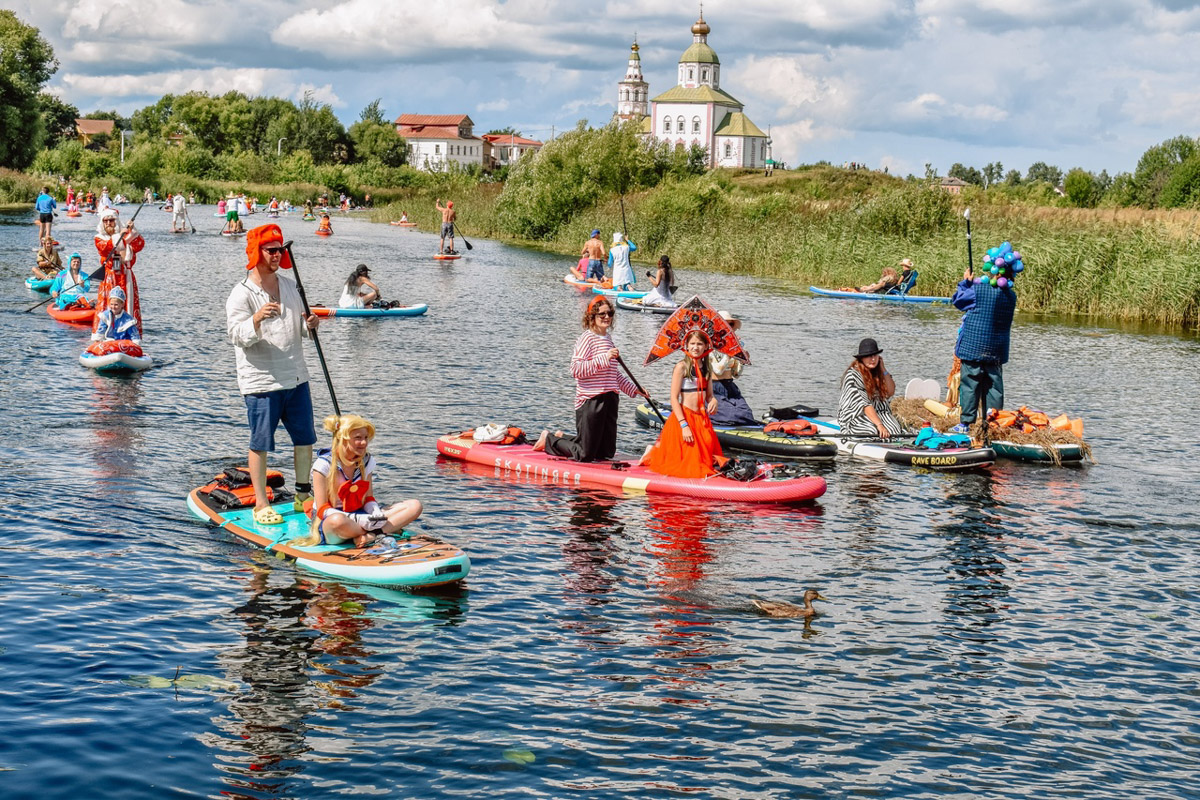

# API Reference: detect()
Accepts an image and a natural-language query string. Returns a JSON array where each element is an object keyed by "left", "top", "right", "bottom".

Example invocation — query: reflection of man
[
  {"left": 225, "top": 224, "right": 320, "bottom": 524},
  {"left": 436, "top": 198, "right": 456, "bottom": 254}
]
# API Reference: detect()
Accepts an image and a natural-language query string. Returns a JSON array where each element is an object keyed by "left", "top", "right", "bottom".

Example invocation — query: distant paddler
[{"left": 436, "top": 198, "right": 457, "bottom": 254}]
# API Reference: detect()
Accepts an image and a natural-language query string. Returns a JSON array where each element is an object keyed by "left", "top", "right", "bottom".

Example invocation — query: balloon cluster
[{"left": 979, "top": 241, "right": 1024, "bottom": 288}]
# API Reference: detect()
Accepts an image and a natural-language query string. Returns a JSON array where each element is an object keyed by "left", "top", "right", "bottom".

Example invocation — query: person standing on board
[
  {"left": 533, "top": 295, "right": 645, "bottom": 461},
  {"left": 581, "top": 229, "right": 607, "bottom": 281},
  {"left": 225, "top": 224, "right": 321, "bottom": 526},
  {"left": 35, "top": 186, "right": 57, "bottom": 241},
  {"left": 949, "top": 265, "right": 1017, "bottom": 435},
  {"left": 436, "top": 198, "right": 457, "bottom": 254},
  {"left": 608, "top": 232, "right": 638, "bottom": 291},
  {"left": 171, "top": 191, "right": 187, "bottom": 232},
  {"left": 94, "top": 208, "right": 145, "bottom": 337}
]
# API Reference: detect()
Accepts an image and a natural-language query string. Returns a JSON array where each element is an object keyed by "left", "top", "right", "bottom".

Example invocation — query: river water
[{"left": 1, "top": 207, "right": 1197, "bottom": 799}]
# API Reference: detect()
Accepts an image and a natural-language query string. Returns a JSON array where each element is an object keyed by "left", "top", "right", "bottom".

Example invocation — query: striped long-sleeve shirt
[{"left": 570, "top": 330, "right": 638, "bottom": 408}]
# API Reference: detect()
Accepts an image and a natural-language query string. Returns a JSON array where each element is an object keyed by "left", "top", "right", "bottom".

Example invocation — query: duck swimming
[{"left": 752, "top": 589, "right": 827, "bottom": 618}]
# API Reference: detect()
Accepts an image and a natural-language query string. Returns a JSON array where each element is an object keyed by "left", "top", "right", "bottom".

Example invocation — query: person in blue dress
[{"left": 92, "top": 287, "right": 140, "bottom": 343}]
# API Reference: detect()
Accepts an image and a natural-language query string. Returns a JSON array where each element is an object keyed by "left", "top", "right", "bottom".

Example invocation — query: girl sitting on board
[
  {"left": 316, "top": 213, "right": 333, "bottom": 235},
  {"left": 338, "top": 264, "right": 381, "bottom": 309},
  {"left": 837, "top": 337, "right": 905, "bottom": 439},
  {"left": 639, "top": 329, "right": 724, "bottom": 479},
  {"left": 296, "top": 414, "right": 422, "bottom": 549},
  {"left": 641, "top": 255, "right": 677, "bottom": 308},
  {"left": 92, "top": 287, "right": 140, "bottom": 344},
  {"left": 34, "top": 237, "right": 62, "bottom": 280}
]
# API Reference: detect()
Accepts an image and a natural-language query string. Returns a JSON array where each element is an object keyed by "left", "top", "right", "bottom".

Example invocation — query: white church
[{"left": 617, "top": 13, "right": 771, "bottom": 169}]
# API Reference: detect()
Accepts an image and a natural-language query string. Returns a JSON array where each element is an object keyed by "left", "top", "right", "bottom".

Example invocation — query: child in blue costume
[
  {"left": 50, "top": 253, "right": 90, "bottom": 309},
  {"left": 92, "top": 287, "right": 140, "bottom": 343}
]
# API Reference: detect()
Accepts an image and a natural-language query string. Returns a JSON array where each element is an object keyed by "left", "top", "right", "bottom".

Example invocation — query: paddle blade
[{"left": 643, "top": 295, "right": 750, "bottom": 366}]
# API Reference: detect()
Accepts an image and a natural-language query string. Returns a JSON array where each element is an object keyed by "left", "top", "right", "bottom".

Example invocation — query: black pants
[{"left": 546, "top": 392, "right": 620, "bottom": 461}]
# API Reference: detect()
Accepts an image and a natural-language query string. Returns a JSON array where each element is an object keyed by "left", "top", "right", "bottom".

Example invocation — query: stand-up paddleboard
[
  {"left": 617, "top": 296, "right": 674, "bottom": 315},
  {"left": 435, "top": 433, "right": 826, "bottom": 503},
  {"left": 314, "top": 229, "right": 332, "bottom": 236},
  {"left": 25, "top": 277, "right": 53, "bottom": 293},
  {"left": 591, "top": 284, "right": 648, "bottom": 299},
  {"left": 800, "top": 417, "right": 993, "bottom": 470},
  {"left": 48, "top": 301, "right": 96, "bottom": 325},
  {"left": 434, "top": 253, "right": 461, "bottom": 260},
  {"left": 809, "top": 286, "right": 951, "bottom": 304},
  {"left": 563, "top": 273, "right": 610, "bottom": 291},
  {"left": 633, "top": 403, "right": 837, "bottom": 461},
  {"left": 390, "top": 221, "right": 417, "bottom": 227},
  {"left": 80, "top": 340, "right": 152, "bottom": 374},
  {"left": 220, "top": 230, "right": 245, "bottom": 237},
  {"left": 312, "top": 303, "right": 428, "bottom": 318},
  {"left": 187, "top": 486, "right": 469, "bottom": 588}
]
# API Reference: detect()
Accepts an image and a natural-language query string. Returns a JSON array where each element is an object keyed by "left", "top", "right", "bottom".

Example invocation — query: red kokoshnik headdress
[{"left": 644, "top": 295, "right": 751, "bottom": 367}]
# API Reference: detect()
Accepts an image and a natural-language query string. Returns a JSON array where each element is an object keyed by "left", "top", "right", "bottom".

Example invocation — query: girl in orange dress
[{"left": 642, "top": 329, "right": 724, "bottom": 479}]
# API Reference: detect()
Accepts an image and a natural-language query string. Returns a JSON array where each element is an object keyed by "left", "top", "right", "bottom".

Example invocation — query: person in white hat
[
  {"left": 709, "top": 310, "right": 758, "bottom": 425},
  {"left": 93, "top": 206, "right": 145, "bottom": 337},
  {"left": 608, "top": 231, "right": 638, "bottom": 291}
]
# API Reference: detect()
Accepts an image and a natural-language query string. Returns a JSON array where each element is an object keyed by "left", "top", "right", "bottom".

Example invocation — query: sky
[{"left": 7, "top": 0, "right": 1200, "bottom": 178}]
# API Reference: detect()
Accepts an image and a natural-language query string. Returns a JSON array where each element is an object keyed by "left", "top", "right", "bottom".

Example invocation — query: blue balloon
[
  {"left": 1000, "top": 241, "right": 1013, "bottom": 254},
  {"left": 987, "top": 247, "right": 999, "bottom": 258},
  {"left": 990, "top": 265, "right": 999, "bottom": 275},
  {"left": 1013, "top": 261, "right": 1025, "bottom": 273}
]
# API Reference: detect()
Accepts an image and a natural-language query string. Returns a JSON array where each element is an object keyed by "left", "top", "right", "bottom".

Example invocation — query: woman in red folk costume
[
  {"left": 93, "top": 207, "right": 145, "bottom": 336},
  {"left": 640, "top": 328, "right": 724, "bottom": 479}
]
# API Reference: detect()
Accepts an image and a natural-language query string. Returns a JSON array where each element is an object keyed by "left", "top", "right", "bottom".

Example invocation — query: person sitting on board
[
  {"left": 399, "top": 211, "right": 409, "bottom": 223},
  {"left": 50, "top": 252, "right": 90, "bottom": 309},
  {"left": 641, "top": 255, "right": 677, "bottom": 308},
  {"left": 569, "top": 255, "right": 588, "bottom": 281},
  {"left": 436, "top": 198, "right": 457, "bottom": 254},
  {"left": 226, "top": 224, "right": 322, "bottom": 526},
  {"left": 837, "top": 337, "right": 905, "bottom": 439},
  {"left": 709, "top": 311, "right": 758, "bottom": 426},
  {"left": 33, "top": 237, "right": 62, "bottom": 280},
  {"left": 897, "top": 258, "right": 915, "bottom": 290},
  {"left": 638, "top": 329, "right": 724, "bottom": 478},
  {"left": 316, "top": 212, "right": 333, "bottom": 235},
  {"left": 338, "top": 264, "right": 382, "bottom": 308},
  {"left": 94, "top": 208, "right": 146, "bottom": 338},
  {"left": 92, "top": 287, "right": 140, "bottom": 344},
  {"left": 857, "top": 266, "right": 900, "bottom": 294},
  {"left": 581, "top": 228, "right": 607, "bottom": 281},
  {"left": 533, "top": 295, "right": 645, "bottom": 461},
  {"left": 292, "top": 413, "right": 423, "bottom": 550},
  {"left": 608, "top": 232, "right": 638, "bottom": 291}
]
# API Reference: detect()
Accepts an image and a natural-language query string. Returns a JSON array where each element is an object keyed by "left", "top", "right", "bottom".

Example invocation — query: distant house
[
  {"left": 939, "top": 176, "right": 968, "bottom": 194},
  {"left": 75, "top": 118, "right": 115, "bottom": 146},
  {"left": 481, "top": 133, "right": 544, "bottom": 171},
  {"left": 395, "top": 114, "right": 483, "bottom": 171}
]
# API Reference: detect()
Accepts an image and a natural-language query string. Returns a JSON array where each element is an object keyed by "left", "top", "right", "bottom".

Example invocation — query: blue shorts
[
  {"left": 586, "top": 259, "right": 604, "bottom": 280},
  {"left": 244, "top": 382, "right": 317, "bottom": 452}
]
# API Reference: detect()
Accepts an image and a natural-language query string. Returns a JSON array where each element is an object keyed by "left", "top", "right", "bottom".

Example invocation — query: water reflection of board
[{"left": 186, "top": 487, "right": 469, "bottom": 588}]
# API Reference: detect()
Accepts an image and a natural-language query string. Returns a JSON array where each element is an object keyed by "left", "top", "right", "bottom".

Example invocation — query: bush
[{"left": 857, "top": 184, "right": 953, "bottom": 238}]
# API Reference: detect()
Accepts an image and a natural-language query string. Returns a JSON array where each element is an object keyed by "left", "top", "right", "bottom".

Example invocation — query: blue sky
[{"left": 8, "top": 0, "right": 1200, "bottom": 177}]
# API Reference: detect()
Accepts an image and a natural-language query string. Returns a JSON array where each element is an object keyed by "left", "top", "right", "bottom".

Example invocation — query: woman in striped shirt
[
  {"left": 534, "top": 296, "right": 644, "bottom": 461},
  {"left": 837, "top": 337, "right": 906, "bottom": 439}
]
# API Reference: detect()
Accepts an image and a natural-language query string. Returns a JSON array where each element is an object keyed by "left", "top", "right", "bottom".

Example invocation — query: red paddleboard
[
  {"left": 47, "top": 301, "right": 96, "bottom": 325},
  {"left": 434, "top": 253, "right": 461, "bottom": 260},
  {"left": 435, "top": 434, "right": 825, "bottom": 503}
]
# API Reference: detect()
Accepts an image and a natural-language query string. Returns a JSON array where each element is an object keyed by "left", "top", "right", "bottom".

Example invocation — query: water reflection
[
  {"left": 561, "top": 489, "right": 624, "bottom": 603},
  {"left": 935, "top": 477, "right": 1011, "bottom": 627},
  {"left": 87, "top": 372, "right": 144, "bottom": 483}
]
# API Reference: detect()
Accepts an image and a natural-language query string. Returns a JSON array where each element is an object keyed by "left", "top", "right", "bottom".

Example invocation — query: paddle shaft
[
  {"left": 283, "top": 242, "right": 342, "bottom": 416},
  {"left": 965, "top": 210, "right": 973, "bottom": 277},
  {"left": 615, "top": 354, "right": 664, "bottom": 423},
  {"left": 24, "top": 201, "right": 147, "bottom": 312}
]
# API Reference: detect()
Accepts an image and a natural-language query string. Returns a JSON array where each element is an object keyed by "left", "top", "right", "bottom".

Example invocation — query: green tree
[
  {"left": 1025, "top": 161, "right": 1063, "bottom": 186},
  {"left": 359, "top": 99, "right": 387, "bottom": 125},
  {"left": 1131, "top": 135, "right": 1198, "bottom": 207},
  {"left": 948, "top": 162, "right": 983, "bottom": 186},
  {"left": 295, "top": 91, "right": 349, "bottom": 164},
  {"left": 982, "top": 161, "right": 1003, "bottom": 187},
  {"left": 1003, "top": 169, "right": 1022, "bottom": 186},
  {"left": 1157, "top": 153, "right": 1200, "bottom": 208},
  {"left": 0, "top": 11, "right": 58, "bottom": 168},
  {"left": 1063, "top": 167, "right": 1099, "bottom": 208},
  {"left": 348, "top": 119, "right": 407, "bottom": 167},
  {"left": 38, "top": 93, "right": 79, "bottom": 148},
  {"left": 486, "top": 126, "right": 522, "bottom": 137}
]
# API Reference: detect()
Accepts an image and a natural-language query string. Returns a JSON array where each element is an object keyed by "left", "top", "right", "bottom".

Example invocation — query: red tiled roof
[
  {"left": 481, "top": 134, "right": 543, "bottom": 147},
  {"left": 76, "top": 118, "right": 115, "bottom": 135},
  {"left": 395, "top": 114, "right": 472, "bottom": 126},
  {"left": 401, "top": 126, "right": 481, "bottom": 141}
]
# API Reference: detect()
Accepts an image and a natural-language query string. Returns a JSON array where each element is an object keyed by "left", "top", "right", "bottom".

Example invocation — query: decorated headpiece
[
  {"left": 109, "top": 286, "right": 126, "bottom": 302},
  {"left": 979, "top": 241, "right": 1024, "bottom": 288},
  {"left": 645, "top": 295, "right": 751, "bottom": 366}
]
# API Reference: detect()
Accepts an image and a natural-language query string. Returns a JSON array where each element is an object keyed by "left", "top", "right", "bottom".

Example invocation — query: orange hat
[
  {"left": 447, "top": 201, "right": 454, "bottom": 208},
  {"left": 245, "top": 224, "right": 293, "bottom": 270}
]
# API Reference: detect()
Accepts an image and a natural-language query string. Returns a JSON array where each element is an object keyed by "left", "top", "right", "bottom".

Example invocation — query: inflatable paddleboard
[
  {"left": 312, "top": 303, "right": 428, "bottom": 318},
  {"left": 617, "top": 297, "right": 675, "bottom": 314},
  {"left": 801, "top": 417, "right": 993, "bottom": 470},
  {"left": 220, "top": 230, "right": 245, "bottom": 237},
  {"left": 809, "top": 286, "right": 951, "bottom": 305},
  {"left": 390, "top": 221, "right": 417, "bottom": 227},
  {"left": 302, "top": 215, "right": 316, "bottom": 221},
  {"left": 314, "top": 229, "right": 332, "bottom": 236},
  {"left": 563, "top": 273, "right": 611, "bottom": 291},
  {"left": 591, "top": 285, "right": 648, "bottom": 299},
  {"left": 47, "top": 301, "right": 96, "bottom": 325},
  {"left": 65, "top": 211, "right": 81, "bottom": 218},
  {"left": 435, "top": 434, "right": 826, "bottom": 503},
  {"left": 25, "top": 277, "right": 53, "bottom": 293},
  {"left": 634, "top": 403, "right": 837, "bottom": 461},
  {"left": 80, "top": 344, "right": 152, "bottom": 374},
  {"left": 187, "top": 487, "right": 469, "bottom": 588},
  {"left": 434, "top": 253, "right": 461, "bottom": 260}
]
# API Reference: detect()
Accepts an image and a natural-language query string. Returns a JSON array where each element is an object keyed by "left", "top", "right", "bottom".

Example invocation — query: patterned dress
[{"left": 837, "top": 367, "right": 905, "bottom": 438}]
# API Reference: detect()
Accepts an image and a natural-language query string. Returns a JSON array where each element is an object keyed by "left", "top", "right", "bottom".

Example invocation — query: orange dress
[
  {"left": 94, "top": 233, "right": 145, "bottom": 336},
  {"left": 646, "top": 403, "right": 723, "bottom": 479}
]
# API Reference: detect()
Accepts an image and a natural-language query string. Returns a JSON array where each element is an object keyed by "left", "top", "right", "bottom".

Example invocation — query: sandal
[{"left": 253, "top": 506, "right": 285, "bottom": 525}]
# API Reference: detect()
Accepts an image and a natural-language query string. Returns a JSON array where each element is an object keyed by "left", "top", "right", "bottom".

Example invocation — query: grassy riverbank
[{"left": 372, "top": 166, "right": 1200, "bottom": 330}]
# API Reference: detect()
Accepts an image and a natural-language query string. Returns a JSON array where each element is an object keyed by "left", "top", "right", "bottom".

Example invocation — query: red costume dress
[
  {"left": 94, "top": 230, "right": 146, "bottom": 336},
  {"left": 645, "top": 369, "right": 723, "bottom": 479}
]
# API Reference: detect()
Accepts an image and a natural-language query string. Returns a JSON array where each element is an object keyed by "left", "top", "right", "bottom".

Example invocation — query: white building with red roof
[
  {"left": 481, "top": 133, "right": 544, "bottom": 171},
  {"left": 395, "top": 114, "right": 484, "bottom": 171}
]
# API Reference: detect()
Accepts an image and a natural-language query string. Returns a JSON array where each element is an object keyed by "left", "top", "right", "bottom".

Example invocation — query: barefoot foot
[{"left": 532, "top": 429, "right": 549, "bottom": 452}]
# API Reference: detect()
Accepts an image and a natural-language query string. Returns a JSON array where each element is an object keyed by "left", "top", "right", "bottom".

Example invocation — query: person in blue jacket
[
  {"left": 50, "top": 253, "right": 90, "bottom": 309},
  {"left": 93, "top": 286, "right": 140, "bottom": 343},
  {"left": 950, "top": 266, "right": 1016, "bottom": 434},
  {"left": 35, "top": 186, "right": 57, "bottom": 241}
]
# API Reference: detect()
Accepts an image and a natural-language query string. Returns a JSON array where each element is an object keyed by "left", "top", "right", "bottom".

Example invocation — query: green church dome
[{"left": 679, "top": 42, "right": 719, "bottom": 65}]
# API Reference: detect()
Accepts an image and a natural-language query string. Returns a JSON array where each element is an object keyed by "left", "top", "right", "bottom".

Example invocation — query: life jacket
[
  {"left": 462, "top": 425, "right": 526, "bottom": 445},
  {"left": 989, "top": 406, "right": 1080, "bottom": 436},
  {"left": 763, "top": 419, "right": 820, "bottom": 437},
  {"left": 200, "top": 466, "right": 285, "bottom": 509}
]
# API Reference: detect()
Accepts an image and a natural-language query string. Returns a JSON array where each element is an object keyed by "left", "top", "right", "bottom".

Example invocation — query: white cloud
[
  {"left": 294, "top": 83, "right": 343, "bottom": 108},
  {"left": 478, "top": 99, "right": 510, "bottom": 112}
]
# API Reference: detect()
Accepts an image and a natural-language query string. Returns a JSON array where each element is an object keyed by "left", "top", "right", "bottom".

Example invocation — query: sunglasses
[
  {"left": 261, "top": 245, "right": 285, "bottom": 254},
  {"left": 595, "top": 311, "right": 613, "bottom": 318}
]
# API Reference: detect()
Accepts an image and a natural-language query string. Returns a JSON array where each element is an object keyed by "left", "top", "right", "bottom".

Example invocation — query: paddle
[
  {"left": 964, "top": 207, "right": 973, "bottom": 278},
  {"left": 183, "top": 205, "right": 196, "bottom": 234},
  {"left": 24, "top": 201, "right": 147, "bottom": 313},
  {"left": 282, "top": 240, "right": 342, "bottom": 416},
  {"left": 615, "top": 354, "right": 665, "bottom": 423}
]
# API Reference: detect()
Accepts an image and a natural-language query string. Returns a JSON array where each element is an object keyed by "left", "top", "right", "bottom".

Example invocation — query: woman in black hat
[
  {"left": 837, "top": 338, "right": 905, "bottom": 439},
  {"left": 338, "top": 264, "right": 381, "bottom": 308}
]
